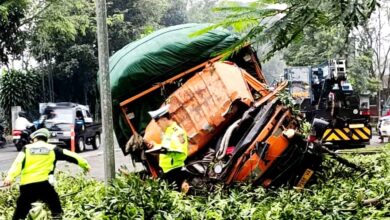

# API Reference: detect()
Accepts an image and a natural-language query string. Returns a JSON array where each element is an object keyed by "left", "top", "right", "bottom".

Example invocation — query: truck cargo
[{"left": 108, "top": 24, "right": 360, "bottom": 190}]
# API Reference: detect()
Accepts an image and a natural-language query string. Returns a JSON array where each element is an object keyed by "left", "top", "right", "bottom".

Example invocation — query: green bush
[
  {"left": 1, "top": 146, "right": 389, "bottom": 219},
  {"left": 0, "top": 69, "right": 41, "bottom": 126}
]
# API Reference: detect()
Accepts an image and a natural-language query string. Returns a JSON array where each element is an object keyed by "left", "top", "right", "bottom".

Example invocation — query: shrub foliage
[{"left": 1, "top": 146, "right": 389, "bottom": 219}]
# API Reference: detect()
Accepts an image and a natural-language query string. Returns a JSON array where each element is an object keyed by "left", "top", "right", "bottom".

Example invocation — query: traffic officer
[
  {"left": 3, "top": 128, "right": 90, "bottom": 220},
  {"left": 146, "top": 105, "right": 189, "bottom": 189}
]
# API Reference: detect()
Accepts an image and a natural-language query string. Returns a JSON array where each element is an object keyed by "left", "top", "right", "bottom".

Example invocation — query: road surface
[
  {"left": 0, "top": 135, "right": 385, "bottom": 180},
  {"left": 0, "top": 142, "right": 141, "bottom": 181}
]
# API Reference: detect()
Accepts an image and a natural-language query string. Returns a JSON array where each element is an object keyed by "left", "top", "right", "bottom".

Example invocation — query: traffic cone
[{"left": 70, "top": 125, "right": 75, "bottom": 152}]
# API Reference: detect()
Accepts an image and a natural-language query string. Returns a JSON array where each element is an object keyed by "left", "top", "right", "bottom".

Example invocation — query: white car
[{"left": 378, "top": 115, "right": 390, "bottom": 140}]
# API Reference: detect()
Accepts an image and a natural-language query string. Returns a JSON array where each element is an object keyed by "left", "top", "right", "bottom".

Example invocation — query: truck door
[{"left": 82, "top": 109, "right": 93, "bottom": 124}]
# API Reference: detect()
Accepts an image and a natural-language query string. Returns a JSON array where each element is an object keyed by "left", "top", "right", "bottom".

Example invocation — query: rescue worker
[
  {"left": 15, "top": 111, "right": 34, "bottom": 131},
  {"left": 146, "top": 105, "right": 189, "bottom": 190},
  {"left": 3, "top": 128, "right": 90, "bottom": 220}
]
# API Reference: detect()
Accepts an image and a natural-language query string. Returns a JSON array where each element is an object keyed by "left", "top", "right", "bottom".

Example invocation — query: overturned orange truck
[{"left": 109, "top": 24, "right": 322, "bottom": 189}]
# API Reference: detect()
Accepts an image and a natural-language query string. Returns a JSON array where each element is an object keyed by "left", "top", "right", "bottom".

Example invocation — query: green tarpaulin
[{"left": 108, "top": 23, "right": 238, "bottom": 152}]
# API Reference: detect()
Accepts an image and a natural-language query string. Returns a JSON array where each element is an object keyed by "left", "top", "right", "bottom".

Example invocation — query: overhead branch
[{"left": 19, "top": 2, "right": 52, "bottom": 27}]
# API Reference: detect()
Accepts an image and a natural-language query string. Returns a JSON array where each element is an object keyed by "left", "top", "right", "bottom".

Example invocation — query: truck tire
[
  {"left": 77, "top": 137, "right": 86, "bottom": 152},
  {"left": 92, "top": 134, "right": 101, "bottom": 150}
]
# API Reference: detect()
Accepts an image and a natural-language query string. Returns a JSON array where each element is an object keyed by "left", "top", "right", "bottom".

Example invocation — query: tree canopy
[
  {"left": 0, "top": 0, "right": 382, "bottom": 123},
  {"left": 0, "top": 0, "right": 219, "bottom": 122},
  {"left": 0, "top": 0, "right": 28, "bottom": 64},
  {"left": 199, "top": 0, "right": 378, "bottom": 60}
]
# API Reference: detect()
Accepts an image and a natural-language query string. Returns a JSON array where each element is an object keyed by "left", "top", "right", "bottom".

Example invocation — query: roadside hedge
[{"left": 1, "top": 145, "right": 389, "bottom": 220}]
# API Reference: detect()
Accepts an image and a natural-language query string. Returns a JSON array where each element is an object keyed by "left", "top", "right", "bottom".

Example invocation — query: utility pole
[{"left": 95, "top": 0, "right": 115, "bottom": 183}]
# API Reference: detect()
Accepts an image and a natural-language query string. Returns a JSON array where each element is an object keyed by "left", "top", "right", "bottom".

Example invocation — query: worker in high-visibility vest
[
  {"left": 3, "top": 128, "right": 90, "bottom": 220},
  {"left": 146, "top": 105, "right": 189, "bottom": 190}
]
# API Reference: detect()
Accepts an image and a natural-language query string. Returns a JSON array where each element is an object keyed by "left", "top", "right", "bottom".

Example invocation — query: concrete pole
[{"left": 95, "top": 0, "right": 115, "bottom": 183}]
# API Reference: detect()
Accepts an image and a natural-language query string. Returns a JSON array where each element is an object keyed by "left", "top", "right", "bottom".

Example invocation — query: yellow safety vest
[
  {"left": 6, "top": 141, "right": 90, "bottom": 185},
  {"left": 159, "top": 122, "right": 188, "bottom": 173}
]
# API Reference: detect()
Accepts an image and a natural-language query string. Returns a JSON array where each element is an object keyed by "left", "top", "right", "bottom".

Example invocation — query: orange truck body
[
  {"left": 144, "top": 62, "right": 255, "bottom": 157},
  {"left": 118, "top": 53, "right": 320, "bottom": 189},
  {"left": 138, "top": 61, "right": 297, "bottom": 185}
]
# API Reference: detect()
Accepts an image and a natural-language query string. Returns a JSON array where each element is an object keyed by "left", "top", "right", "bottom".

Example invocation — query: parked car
[
  {"left": 377, "top": 115, "right": 390, "bottom": 142},
  {"left": 39, "top": 102, "right": 102, "bottom": 152}
]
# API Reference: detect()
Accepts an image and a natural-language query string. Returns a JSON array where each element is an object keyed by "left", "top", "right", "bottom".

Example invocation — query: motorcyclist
[{"left": 15, "top": 111, "right": 34, "bottom": 131}]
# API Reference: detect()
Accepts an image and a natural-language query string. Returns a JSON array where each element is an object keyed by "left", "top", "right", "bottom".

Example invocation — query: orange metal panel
[
  {"left": 243, "top": 72, "right": 269, "bottom": 97},
  {"left": 226, "top": 105, "right": 284, "bottom": 183},
  {"left": 119, "top": 55, "right": 224, "bottom": 108},
  {"left": 233, "top": 131, "right": 290, "bottom": 183},
  {"left": 143, "top": 62, "right": 254, "bottom": 156}
]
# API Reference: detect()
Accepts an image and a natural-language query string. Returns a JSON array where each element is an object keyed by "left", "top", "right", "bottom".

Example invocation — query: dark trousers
[
  {"left": 162, "top": 167, "right": 188, "bottom": 189},
  {"left": 13, "top": 181, "right": 63, "bottom": 220}
]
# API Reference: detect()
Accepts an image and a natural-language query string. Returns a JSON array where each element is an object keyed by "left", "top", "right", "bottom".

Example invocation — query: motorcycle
[{"left": 14, "top": 126, "right": 36, "bottom": 151}]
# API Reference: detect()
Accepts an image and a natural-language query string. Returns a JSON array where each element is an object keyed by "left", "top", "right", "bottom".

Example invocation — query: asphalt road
[
  {"left": 0, "top": 135, "right": 385, "bottom": 180},
  {"left": 0, "top": 141, "right": 142, "bottom": 181}
]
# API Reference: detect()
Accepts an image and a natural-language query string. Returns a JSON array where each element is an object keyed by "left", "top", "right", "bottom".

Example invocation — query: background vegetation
[
  {"left": 1, "top": 0, "right": 388, "bottom": 124},
  {"left": 0, "top": 0, "right": 219, "bottom": 125}
]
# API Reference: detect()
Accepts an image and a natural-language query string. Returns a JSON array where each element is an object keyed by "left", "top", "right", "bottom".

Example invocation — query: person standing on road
[
  {"left": 3, "top": 128, "right": 90, "bottom": 220},
  {"left": 145, "top": 105, "right": 189, "bottom": 191},
  {"left": 14, "top": 111, "right": 34, "bottom": 131}
]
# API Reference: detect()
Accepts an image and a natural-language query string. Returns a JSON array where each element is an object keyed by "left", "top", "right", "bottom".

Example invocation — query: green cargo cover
[{"left": 108, "top": 23, "right": 238, "bottom": 153}]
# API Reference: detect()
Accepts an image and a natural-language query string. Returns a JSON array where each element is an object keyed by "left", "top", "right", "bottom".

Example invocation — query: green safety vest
[
  {"left": 159, "top": 122, "right": 188, "bottom": 173},
  {"left": 6, "top": 141, "right": 90, "bottom": 185}
]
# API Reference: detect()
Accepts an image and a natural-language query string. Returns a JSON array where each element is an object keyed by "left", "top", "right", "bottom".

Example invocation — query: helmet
[
  {"left": 30, "top": 128, "right": 51, "bottom": 139},
  {"left": 18, "top": 111, "right": 27, "bottom": 118},
  {"left": 148, "top": 105, "right": 170, "bottom": 120}
]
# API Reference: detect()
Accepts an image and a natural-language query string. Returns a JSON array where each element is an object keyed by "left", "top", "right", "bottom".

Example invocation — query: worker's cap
[
  {"left": 30, "top": 128, "right": 51, "bottom": 139},
  {"left": 148, "top": 105, "right": 170, "bottom": 120}
]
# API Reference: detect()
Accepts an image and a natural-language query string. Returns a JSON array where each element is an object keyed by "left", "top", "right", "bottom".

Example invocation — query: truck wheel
[
  {"left": 77, "top": 137, "right": 86, "bottom": 152},
  {"left": 92, "top": 134, "right": 101, "bottom": 150}
]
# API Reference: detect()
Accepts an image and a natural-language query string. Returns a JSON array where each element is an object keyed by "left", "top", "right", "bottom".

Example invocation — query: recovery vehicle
[{"left": 285, "top": 60, "right": 372, "bottom": 149}]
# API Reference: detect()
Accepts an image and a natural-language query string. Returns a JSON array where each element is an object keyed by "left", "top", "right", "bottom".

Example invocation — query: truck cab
[{"left": 39, "top": 102, "right": 102, "bottom": 152}]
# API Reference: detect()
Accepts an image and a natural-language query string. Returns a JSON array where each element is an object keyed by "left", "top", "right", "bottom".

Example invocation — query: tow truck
[{"left": 285, "top": 60, "right": 372, "bottom": 149}]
